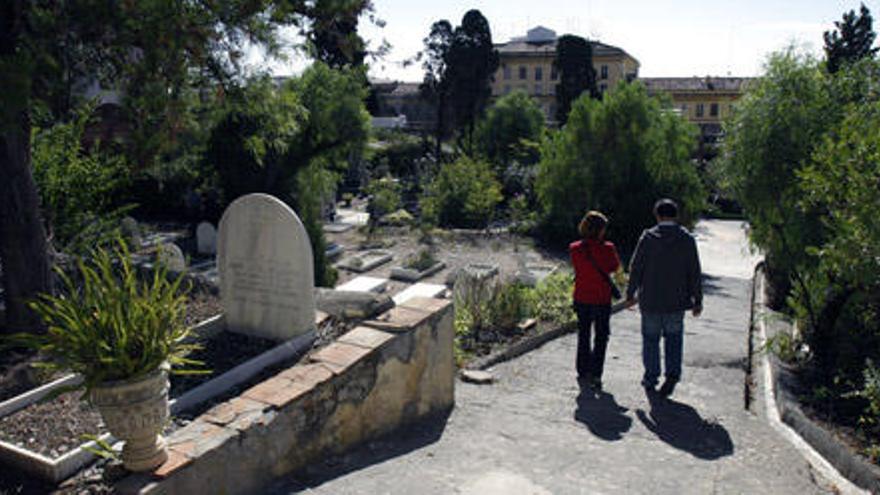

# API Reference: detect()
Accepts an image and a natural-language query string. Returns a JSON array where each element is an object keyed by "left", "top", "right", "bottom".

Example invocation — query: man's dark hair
[{"left": 654, "top": 198, "right": 679, "bottom": 219}]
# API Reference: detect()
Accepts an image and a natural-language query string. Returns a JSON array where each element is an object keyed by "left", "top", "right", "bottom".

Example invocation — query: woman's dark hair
[
  {"left": 578, "top": 210, "right": 608, "bottom": 240},
  {"left": 654, "top": 198, "right": 679, "bottom": 219}
]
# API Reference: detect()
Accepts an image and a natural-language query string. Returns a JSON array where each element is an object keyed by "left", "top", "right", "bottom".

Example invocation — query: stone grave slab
[
  {"left": 336, "top": 276, "right": 388, "bottom": 294},
  {"left": 391, "top": 283, "right": 446, "bottom": 305},
  {"left": 196, "top": 222, "right": 217, "bottom": 255},
  {"left": 516, "top": 263, "right": 557, "bottom": 287},
  {"left": 323, "top": 223, "right": 354, "bottom": 234},
  {"left": 156, "top": 243, "right": 186, "bottom": 272},
  {"left": 337, "top": 250, "right": 393, "bottom": 273},
  {"left": 218, "top": 193, "right": 315, "bottom": 341}
]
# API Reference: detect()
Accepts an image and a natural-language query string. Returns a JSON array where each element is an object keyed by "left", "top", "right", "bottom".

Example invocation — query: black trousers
[{"left": 574, "top": 302, "right": 612, "bottom": 380}]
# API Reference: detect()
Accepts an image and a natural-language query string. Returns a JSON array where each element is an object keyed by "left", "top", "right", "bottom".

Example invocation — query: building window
[
  {"left": 550, "top": 66, "right": 558, "bottom": 80},
  {"left": 534, "top": 84, "right": 542, "bottom": 95},
  {"left": 599, "top": 83, "right": 607, "bottom": 94},
  {"left": 548, "top": 84, "right": 555, "bottom": 96},
  {"left": 504, "top": 85, "right": 511, "bottom": 94},
  {"left": 503, "top": 65, "right": 511, "bottom": 80},
  {"left": 710, "top": 103, "right": 719, "bottom": 117},
  {"left": 626, "top": 73, "right": 637, "bottom": 83},
  {"left": 600, "top": 65, "right": 608, "bottom": 79},
  {"left": 535, "top": 67, "right": 543, "bottom": 81},
  {"left": 680, "top": 104, "right": 688, "bottom": 115},
  {"left": 519, "top": 66, "right": 527, "bottom": 80},
  {"left": 696, "top": 103, "right": 704, "bottom": 117}
]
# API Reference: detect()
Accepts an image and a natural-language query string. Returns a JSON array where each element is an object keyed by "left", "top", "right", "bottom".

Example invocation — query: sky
[{"left": 256, "top": 0, "right": 879, "bottom": 81}]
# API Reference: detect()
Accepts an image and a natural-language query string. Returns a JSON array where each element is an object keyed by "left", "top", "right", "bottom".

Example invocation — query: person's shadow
[
  {"left": 574, "top": 387, "right": 633, "bottom": 441},
  {"left": 636, "top": 390, "right": 734, "bottom": 460}
]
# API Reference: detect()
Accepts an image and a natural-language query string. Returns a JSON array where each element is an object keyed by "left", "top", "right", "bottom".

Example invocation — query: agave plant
[{"left": 6, "top": 241, "right": 203, "bottom": 393}]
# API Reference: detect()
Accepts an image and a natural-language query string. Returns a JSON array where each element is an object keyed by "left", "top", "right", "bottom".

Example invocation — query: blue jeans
[{"left": 641, "top": 311, "right": 684, "bottom": 386}]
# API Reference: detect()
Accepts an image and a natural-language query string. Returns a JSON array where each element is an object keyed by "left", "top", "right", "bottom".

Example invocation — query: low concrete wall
[{"left": 119, "top": 297, "right": 454, "bottom": 494}]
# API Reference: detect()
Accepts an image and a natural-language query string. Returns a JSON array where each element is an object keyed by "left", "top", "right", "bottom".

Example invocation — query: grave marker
[
  {"left": 218, "top": 193, "right": 315, "bottom": 341},
  {"left": 196, "top": 222, "right": 217, "bottom": 255}
]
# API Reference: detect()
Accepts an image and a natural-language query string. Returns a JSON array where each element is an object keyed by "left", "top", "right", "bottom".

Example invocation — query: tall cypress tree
[
  {"left": 446, "top": 10, "right": 499, "bottom": 155},
  {"left": 824, "top": 3, "right": 878, "bottom": 74},
  {"left": 419, "top": 20, "right": 455, "bottom": 160},
  {"left": 554, "top": 35, "right": 599, "bottom": 125}
]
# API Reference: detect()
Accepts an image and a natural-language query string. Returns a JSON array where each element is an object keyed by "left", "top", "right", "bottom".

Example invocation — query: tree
[
  {"left": 446, "top": 10, "right": 499, "bottom": 155},
  {"left": 536, "top": 82, "right": 703, "bottom": 253},
  {"left": 475, "top": 90, "right": 544, "bottom": 171},
  {"left": 554, "top": 35, "right": 599, "bottom": 125},
  {"left": 306, "top": 0, "right": 371, "bottom": 68},
  {"left": 419, "top": 20, "right": 455, "bottom": 160},
  {"left": 206, "top": 64, "right": 369, "bottom": 286},
  {"left": 824, "top": 3, "right": 878, "bottom": 74},
  {"left": 718, "top": 49, "right": 837, "bottom": 309},
  {"left": 0, "top": 2, "right": 370, "bottom": 333}
]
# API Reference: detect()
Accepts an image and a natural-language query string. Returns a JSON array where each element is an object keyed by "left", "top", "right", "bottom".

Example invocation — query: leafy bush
[
  {"left": 536, "top": 82, "right": 704, "bottom": 253},
  {"left": 365, "top": 176, "right": 402, "bottom": 232},
  {"left": 404, "top": 249, "right": 438, "bottom": 271},
  {"left": 524, "top": 272, "right": 576, "bottom": 327},
  {"left": 5, "top": 242, "right": 202, "bottom": 392},
  {"left": 421, "top": 157, "right": 502, "bottom": 229},
  {"left": 31, "top": 105, "right": 132, "bottom": 254},
  {"left": 475, "top": 90, "right": 544, "bottom": 171}
]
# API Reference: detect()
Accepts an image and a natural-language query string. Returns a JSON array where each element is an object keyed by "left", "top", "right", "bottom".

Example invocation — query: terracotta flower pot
[{"left": 90, "top": 368, "right": 169, "bottom": 471}]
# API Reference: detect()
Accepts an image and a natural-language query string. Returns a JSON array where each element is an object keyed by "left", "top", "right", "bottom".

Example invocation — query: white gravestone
[
  {"left": 218, "top": 194, "right": 315, "bottom": 341},
  {"left": 156, "top": 243, "right": 186, "bottom": 273},
  {"left": 196, "top": 222, "right": 217, "bottom": 255}
]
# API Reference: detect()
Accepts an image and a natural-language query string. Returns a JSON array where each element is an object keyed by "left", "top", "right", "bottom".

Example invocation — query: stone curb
[
  {"left": 755, "top": 267, "right": 880, "bottom": 494},
  {"left": 767, "top": 350, "right": 880, "bottom": 493},
  {"left": 468, "top": 302, "right": 628, "bottom": 371}
]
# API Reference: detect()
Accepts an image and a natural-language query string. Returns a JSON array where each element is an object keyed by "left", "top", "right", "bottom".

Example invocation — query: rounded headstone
[
  {"left": 156, "top": 243, "right": 186, "bottom": 273},
  {"left": 218, "top": 193, "right": 315, "bottom": 341},
  {"left": 196, "top": 222, "right": 217, "bottom": 255}
]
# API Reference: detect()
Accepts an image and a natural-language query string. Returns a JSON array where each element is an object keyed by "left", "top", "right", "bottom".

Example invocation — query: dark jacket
[{"left": 626, "top": 223, "right": 702, "bottom": 313}]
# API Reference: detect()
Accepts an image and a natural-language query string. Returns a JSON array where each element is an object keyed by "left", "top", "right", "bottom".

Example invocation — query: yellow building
[
  {"left": 492, "top": 26, "right": 640, "bottom": 122},
  {"left": 641, "top": 77, "right": 752, "bottom": 144}
]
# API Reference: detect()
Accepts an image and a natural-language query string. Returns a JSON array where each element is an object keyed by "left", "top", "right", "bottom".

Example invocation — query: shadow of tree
[
  {"left": 574, "top": 387, "right": 633, "bottom": 441},
  {"left": 636, "top": 391, "right": 734, "bottom": 460}
]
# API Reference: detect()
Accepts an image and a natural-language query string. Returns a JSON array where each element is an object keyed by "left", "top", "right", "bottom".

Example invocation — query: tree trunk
[{"left": 0, "top": 110, "right": 51, "bottom": 334}]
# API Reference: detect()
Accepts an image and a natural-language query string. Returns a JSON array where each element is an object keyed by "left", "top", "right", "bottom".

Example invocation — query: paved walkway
[{"left": 270, "top": 221, "right": 835, "bottom": 494}]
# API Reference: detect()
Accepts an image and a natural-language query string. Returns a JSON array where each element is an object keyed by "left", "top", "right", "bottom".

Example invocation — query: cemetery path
[{"left": 269, "top": 220, "right": 836, "bottom": 495}]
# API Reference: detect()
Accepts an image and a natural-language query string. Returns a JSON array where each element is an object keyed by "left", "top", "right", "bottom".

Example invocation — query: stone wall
[{"left": 119, "top": 297, "right": 454, "bottom": 494}]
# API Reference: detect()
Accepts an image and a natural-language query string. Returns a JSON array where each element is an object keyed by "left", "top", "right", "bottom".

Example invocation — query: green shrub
[
  {"left": 365, "top": 176, "right": 402, "bottom": 232},
  {"left": 474, "top": 90, "right": 544, "bottom": 172},
  {"left": 524, "top": 272, "right": 576, "bottom": 327},
  {"left": 404, "top": 249, "right": 438, "bottom": 272},
  {"left": 32, "top": 105, "right": 132, "bottom": 254},
  {"left": 421, "top": 157, "right": 502, "bottom": 229}
]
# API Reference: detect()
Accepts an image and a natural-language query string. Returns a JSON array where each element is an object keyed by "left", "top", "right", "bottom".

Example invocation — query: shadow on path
[
  {"left": 574, "top": 387, "right": 633, "bottom": 441},
  {"left": 270, "top": 409, "right": 452, "bottom": 493},
  {"left": 636, "top": 391, "right": 734, "bottom": 460},
  {"left": 703, "top": 274, "right": 735, "bottom": 299}
]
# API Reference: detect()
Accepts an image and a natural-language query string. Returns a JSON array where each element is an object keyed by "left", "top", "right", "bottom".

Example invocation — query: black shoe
[{"left": 658, "top": 379, "right": 678, "bottom": 397}]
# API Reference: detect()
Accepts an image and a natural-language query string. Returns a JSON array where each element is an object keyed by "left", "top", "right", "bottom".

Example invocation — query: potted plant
[{"left": 5, "top": 242, "right": 201, "bottom": 471}]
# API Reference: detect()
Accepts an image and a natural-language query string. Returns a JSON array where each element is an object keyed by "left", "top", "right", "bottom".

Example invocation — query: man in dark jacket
[{"left": 625, "top": 199, "right": 702, "bottom": 397}]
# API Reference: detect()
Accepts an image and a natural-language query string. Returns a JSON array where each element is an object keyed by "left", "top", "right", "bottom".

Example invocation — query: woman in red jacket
[{"left": 570, "top": 211, "right": 621, "bottom": 391}]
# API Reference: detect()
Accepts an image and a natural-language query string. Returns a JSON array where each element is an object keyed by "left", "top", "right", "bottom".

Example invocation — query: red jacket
[{"left": 569, "top": 239, "right": 621, "bottom": 305}]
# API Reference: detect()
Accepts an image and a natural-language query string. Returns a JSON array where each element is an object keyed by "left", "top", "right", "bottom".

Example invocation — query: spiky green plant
[{"left": 5, "top": 241, "right": 203, "bottom": 394}]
